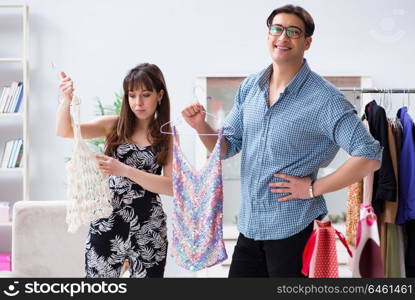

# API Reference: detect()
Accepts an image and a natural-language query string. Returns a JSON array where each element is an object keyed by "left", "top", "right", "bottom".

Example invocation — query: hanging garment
[
  {"left": 393, "top": 119, "right": 403, "bottom": 161},
  {"left": 383, "top": 120, "right": 400, "bottom": 222},
  {"left": 352, "top": 204, "right": 384, "bottom": 277},
  {"left": 377, "top": 120, "right": 405, "bottom": 277},
  {"left": 346, "top": 181, "right": 363, "bottom": 247},
  {"left": 396, "top": 110, "right": 415, "bottom": 276},
  {"left": 396, "top": 107, "right": 415, "bottom": 224},
  {"left": 302, "top": 220, "right": 352, "bottom": 278},
  {"left": 346, "top": 120, "right": 371, "bottom": 246},
  {"left": 362, "top": 119, "right": 375, "bottom": 208},
  {"left": 66, "top": 96, "right": 113, "bottom": 233},
  {"left": 384, "top": 223, "right": 406, "bottom": 277},
  {"left": 391, "top": 119, "right": 406, "bottom": 277},
  {"left": 365, "top": 100, "right": 397, "bottom": 214},
  {"left": 346, "top": 119, "right": 372, "bottom": 269},
  {"left": 171, "top": 127, "right": 227, "bottom": 271}
]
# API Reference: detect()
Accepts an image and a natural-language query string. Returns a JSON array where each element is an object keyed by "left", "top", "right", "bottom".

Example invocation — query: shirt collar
[{"left": 258, "top": 59, "right": 311, "bottom": 96}]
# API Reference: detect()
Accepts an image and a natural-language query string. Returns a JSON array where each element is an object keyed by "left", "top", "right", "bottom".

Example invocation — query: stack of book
[
  {"left": 0, "top": 81, "right": 24, "bottom": 113},
  {"left": 1, "top": 139, "right": 23, "bottom": 168}
]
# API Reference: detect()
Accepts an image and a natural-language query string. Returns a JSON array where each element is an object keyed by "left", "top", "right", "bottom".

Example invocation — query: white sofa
[{"left": 0, "top": 200, "right": 88, "bottom": 277}]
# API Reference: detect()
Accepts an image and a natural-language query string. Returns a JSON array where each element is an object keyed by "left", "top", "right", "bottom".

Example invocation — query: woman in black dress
[{"left": 56, "top": 63, "right": 172, "bottom": 278}]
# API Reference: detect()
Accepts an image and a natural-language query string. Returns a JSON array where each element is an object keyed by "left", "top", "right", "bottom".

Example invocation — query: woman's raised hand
[{"left": 59, "top": 71, "right": 74, "bottom": 101}]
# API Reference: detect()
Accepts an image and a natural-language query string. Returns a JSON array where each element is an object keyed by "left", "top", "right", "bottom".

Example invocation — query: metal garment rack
[
  {"left": 339, "top": 88, "right": 415, "bottom": 94},
  {"left": 339, "top": 88, "right": 414, "bottom": 115}
]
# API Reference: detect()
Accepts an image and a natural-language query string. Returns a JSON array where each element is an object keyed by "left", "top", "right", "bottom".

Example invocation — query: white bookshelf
[
  {"left": 0, "top": 113, "right": 23, "bottom": 119},
  {"left": 0, "top": 58, "right": 23, "bottom": 62},
  {"left": 0, "top": 4, "right": 29, "bottom": 255},
  {"left": 0, "top": 168, "right": 23, "bottom": 173}
]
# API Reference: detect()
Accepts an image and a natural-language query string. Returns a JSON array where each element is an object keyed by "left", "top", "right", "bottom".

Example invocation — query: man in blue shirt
[{"left": 182, "top": 4, "right": 382, "bottom": 277}]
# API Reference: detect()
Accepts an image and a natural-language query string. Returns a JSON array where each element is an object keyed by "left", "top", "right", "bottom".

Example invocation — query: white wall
[{"left": 1, "top": 0, "right": 415, "bottom": 276}]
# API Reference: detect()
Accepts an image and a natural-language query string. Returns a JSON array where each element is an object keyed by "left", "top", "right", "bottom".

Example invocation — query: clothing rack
[{"left": 339, "top": 88, "right": 415, "bottom": 94}]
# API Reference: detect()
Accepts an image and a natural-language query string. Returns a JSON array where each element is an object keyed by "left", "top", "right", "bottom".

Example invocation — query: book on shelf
[
  {"left": 1, "top": 139, "right": 23, "bottom": 169},
  {"left": 5, "top": 81, "right": 18, "bottom": 113},
  {"left": 0, "top": 89, "right": 6, "bottom": 111},
  {"left": 0, "top": 81, "right": 23, "bottom": 114},
  {"left": 15, "top": 141, "right": 24, "bottom": 168},
  {"left": 8, "top": 139, "right": 22, "bottom": 168},
  {"left": 12, "top": 82, "right": 23, "bottom": 113},
  {"left": 0, "top": 87, "right": 10, "bottom": 113},
  {"left": 0, "top": 141, "right": 13, "bottom": 168},
  {"left": 6, "top": 140, "right": 17, "bottom": 168}
]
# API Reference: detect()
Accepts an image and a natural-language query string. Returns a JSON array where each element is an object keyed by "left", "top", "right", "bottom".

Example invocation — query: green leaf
[
  {"left": 95, "top": 97, "right": 106, "bottom": 116},
  {"left": 114, "top": 91, "right": 123, "bottom": 115}
]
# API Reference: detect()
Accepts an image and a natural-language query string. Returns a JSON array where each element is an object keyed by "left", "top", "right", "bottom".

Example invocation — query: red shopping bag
[{"left": 302, "top": 220, "right": 352, "bottom": 278}]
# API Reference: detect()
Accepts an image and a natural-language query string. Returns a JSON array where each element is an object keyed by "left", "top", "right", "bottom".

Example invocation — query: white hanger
[
  {"left": 353, "top": 87, "right": 365, "bottom": 117},
  {"left": 384, "top": 88, "right": 391, "bottom": 116},
  {"left": 160, "top": 109, "right": 229, "bottom": 136}
]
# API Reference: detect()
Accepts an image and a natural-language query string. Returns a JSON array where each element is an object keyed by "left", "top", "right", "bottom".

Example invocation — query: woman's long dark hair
[{"left": 104, "top": 63, "right": 171, "bottom": 166}]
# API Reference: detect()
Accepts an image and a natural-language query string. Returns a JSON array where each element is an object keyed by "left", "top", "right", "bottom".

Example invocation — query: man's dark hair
[{"left": 266, "top": 4, "right": 315, "bottom": 37}]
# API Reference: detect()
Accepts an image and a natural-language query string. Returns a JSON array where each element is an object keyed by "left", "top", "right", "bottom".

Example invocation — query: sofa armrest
[
  {"left": 12, "top": 200, "right": 89, "bottom": 277},
  {"left": 0, "top": 271, "right": 14, "bottom": 277}
]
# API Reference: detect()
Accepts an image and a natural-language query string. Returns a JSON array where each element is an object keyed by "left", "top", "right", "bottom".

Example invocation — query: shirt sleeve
[
  {"left": 221, "top": 77, "right": 251, "bottom": 160},
  {"left": 318, "top": 94, "right": 383, "bottom": 161}
]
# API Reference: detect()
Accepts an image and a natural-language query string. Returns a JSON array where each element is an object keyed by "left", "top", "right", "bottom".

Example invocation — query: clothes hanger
[
  {"left": 388, "top": 88, "right": 395, "bottom": 119},
  {"left": 380, "top": 88, "right": 385, "bottom": 108},
  {"left": 385, "top": 88, "right": 391, "bottom": 116},
  {"left": 160, "top": 86, "right": 231, "bottom": 136},
  {"left": 160, "top": 110, "right": 226, "bottom": 136},
  {"left": 407, "top": 89, "right": 413, "bottom": 117},
  {"left": 360, "top": 88, "right": 370, "bottom": 121},
  {"left": 354, "top": 88, "right": 364, "bottom": 119}
]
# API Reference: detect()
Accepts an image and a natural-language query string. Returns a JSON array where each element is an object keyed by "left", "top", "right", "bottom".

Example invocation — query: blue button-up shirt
[{"left": 222, "top": 60, "right": 383, "bottom": 240}]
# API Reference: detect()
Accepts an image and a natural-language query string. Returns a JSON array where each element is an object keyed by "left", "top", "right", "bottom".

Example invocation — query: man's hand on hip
[{"left": 269, "top": 173, "right": 313, "bottom": 202}]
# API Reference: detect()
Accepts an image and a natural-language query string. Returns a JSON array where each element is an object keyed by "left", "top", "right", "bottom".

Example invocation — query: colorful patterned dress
[{"left": 171, "top": 127, "right": 227, "bottom": 271}]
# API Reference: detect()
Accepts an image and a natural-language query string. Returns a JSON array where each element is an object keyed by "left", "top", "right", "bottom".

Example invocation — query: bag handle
[
  {"left": 302, "top": 227, "right": 353, "bottom": 277},
  {"left": 301, "top": 230, "right": 317, "bottom": 276},
  {"left": 335, "top": 230, "right": 353, "bottom": 257},
  {"left": 70, "top": 96, "right": 82, "bottom": 141}
]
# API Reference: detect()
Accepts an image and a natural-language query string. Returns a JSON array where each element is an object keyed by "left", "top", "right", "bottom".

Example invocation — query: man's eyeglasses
[{"left": 269, "top": 25, "right": 303, "bottom": 39}]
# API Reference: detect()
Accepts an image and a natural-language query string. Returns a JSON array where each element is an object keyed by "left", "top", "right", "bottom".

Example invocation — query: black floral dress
[{"left": 85, "top": 143, "right": 168, "bottom": 278}]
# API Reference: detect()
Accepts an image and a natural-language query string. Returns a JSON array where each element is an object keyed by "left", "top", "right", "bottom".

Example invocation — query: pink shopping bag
[{"left": 352, "top": 204, "right": 384, "bottom": 278}]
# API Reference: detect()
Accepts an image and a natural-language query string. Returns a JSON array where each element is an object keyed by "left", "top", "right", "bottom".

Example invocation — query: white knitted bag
[{"left": 66, "top": 96, "right": 113, "bottom": 233}]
